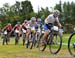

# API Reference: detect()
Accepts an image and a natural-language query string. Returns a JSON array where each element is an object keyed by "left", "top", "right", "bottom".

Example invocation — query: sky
[{"left": 0, "top": 0, "right": 75, "bottom": 12}]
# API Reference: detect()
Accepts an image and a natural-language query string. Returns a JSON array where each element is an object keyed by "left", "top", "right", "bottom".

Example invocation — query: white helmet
[
  {"left": 31, "top": 17, "right": 36, "bottom": 21},
  {"left": 53, "top": 10, "right": 60, "bottom": 16},
  {"left": 24, "top": 20, "right": 27, "bottom": 23}
]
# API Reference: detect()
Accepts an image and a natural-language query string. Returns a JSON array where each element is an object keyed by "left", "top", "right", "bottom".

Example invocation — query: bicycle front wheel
[
  {"left": 49, "top": 33, "right": 62, "bottom": 54},
  {"left": 68, "top": 32, "right": 75, "bottom": 57},
  {"left": 38, "top": 34, "right": 46, "bottom": 51}
]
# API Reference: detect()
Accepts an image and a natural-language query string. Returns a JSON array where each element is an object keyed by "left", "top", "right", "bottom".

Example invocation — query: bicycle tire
[
  {"left": 49, "top": 33, "right": 62, "bottom": 54},
  {"left": 68, "top": 32, "right": 75, "bottom": 57},
  {"left": 38, "top": 34, "right": 47, "bottom": 51}
]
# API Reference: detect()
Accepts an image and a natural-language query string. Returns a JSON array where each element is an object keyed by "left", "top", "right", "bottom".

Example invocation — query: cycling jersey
[
  {"left": 45, "top": 14, "right": 59, "bottom": 24},
  {"left": 44, "top": 14, "right": 59, "bottom": 31},
  {"left": 5, "top": 24, "right": 12, "bottom": 32},
  {"left": 30, "top": 23, "right": 38, "bottom": 30},
  {"left": 27, "top": 21, "right": 38, "bottom": 32},
  {"left": 37, "top": 22, "right": 42, "bottom": 28},
  {"left": 14, "top": 24, "right": 21, "bottom": 30},
  {"left": 22, "top": 23, "right": 27, "bottom": 30}
]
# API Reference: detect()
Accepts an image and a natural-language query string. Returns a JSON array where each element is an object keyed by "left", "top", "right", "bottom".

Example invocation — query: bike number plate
[
  {"left": 4, "top": 31, "right": 7, "bottom": 34},
  {"left": 31, "top": 27, "right": 35, "bottom": 31},
  {"left": 15, "top": 30, "right": 19, "bottom": 33},
  {"left": 42, "top": 31, "right": 44, "bottom": 33},
  {"left": 52, "top": 26, "right": 58, "bottom": 31},
  {"left": 22, "top": 29, "right": 26, "bottom": 33}
]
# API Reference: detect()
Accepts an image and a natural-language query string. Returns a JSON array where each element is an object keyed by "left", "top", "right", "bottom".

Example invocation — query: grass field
[{"left": 0, "top": 33, "right": 74, "bottom": 58}]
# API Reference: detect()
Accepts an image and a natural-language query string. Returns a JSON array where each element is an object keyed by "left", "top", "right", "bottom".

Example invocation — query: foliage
[
  {"left": 39, "top": 7, "right": 50, "bottom": 21},
  {"left": 54, "top": 1, "right": 75, "bottom": 32},
  {"left": 0, "top": 1, "right": 75, "bottom": 32},
  {"left": 0, "top": 0, "right": 34, "bottom": 28}
]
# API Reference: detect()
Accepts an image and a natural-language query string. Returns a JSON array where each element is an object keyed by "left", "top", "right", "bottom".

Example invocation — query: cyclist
[
  {"left": 26, "top": 17, "right": 38, "bottom": 44},
  {"left": 37, "top": 18, "right": 42, "bottom": 30},
  {"left": 22, "top": 20, "right": 28, "bottom": 29},
  {"left": 22, "top": 20, "right": 28, "bottom": 34},
  {"left": 2, "top": 23, "right": 12, "bottom": 45},
  {"left": 41, "top": 10, "right": 62, "bottom": 45},
  {"left": 12, "top": 22, "right": 22, "bottom": 45},
  {"left": 22, "top": 20, "right": 28, "bottom": 45},
  {"left": 37, "top": 18, "right": 43, "bottom": 39}
]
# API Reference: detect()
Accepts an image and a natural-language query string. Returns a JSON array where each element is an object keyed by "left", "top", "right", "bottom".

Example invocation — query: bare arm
[
  {"left": 56, "top": 17, "right": 62, "bottom": 27},
  {"left": 2, "top": 25, "right": 7, "bottom": 31},
  {"left": 45, "top": 17, "right": 48, "bottom": 24},
  {"left": 57, "top": 21, "right": 62, "bottom": 27}
]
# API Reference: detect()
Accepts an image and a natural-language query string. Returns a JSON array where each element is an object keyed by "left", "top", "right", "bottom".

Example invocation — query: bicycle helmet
[
  {"left": 53, "top": 10, "right": 60, "bottom": 16},
  {"left": 8, "top": 23, "right": 11, "bottom": 25},
  {"left": 31, "top": 17, "right": 36, "bottom": 21},
  {"left": 17, "top": 22, "right": 20, "bottom": 24},
  {"left": 37, "top": 18, "right": 41, "bottom": 22},
  {"left": 24, "top": 20, "right": 27, "bottom": 23}
]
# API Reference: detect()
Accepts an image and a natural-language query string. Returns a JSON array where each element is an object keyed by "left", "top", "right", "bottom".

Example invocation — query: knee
[{"left": 44, "top": 30, "right": 49, "bottom": 35}]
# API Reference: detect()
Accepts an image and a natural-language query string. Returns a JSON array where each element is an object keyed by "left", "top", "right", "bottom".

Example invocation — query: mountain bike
[
  {"left": 38, "top": 26, "right": 63, "bottom": 54},
  {"left": 26, "top": 27, "right": 36, "bottom": 49},
  {"left": 2, "top": 30, "right": 8, "bottom": 45},
  {"left": 34, "top": 29, "right": 44, "bottom": 48},
  {"left": 14, "top": 29, "right": 20, "bottom": 45},
  {"left": 22, "top": 29, "right": 26, "bottom": 46}
]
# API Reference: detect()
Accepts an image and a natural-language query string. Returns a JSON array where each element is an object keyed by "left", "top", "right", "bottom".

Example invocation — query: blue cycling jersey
[{"left": 30, "top": 23, "right": 38, "bottom": 30}]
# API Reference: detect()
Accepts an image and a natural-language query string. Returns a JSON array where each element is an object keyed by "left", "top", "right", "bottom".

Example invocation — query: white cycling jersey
[{"left": 45, "top": 14, "right": 59, "bottom": 24}]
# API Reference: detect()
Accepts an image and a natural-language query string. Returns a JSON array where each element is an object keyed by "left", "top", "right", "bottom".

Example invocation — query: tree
[
  {"left": 21, "top": 0, "right": 33, "bottom": 17},
  {"left": 15, "top": 1, "right": 21, "bottom": 15},
  {"left": 54, "top": 1, "right": 75, "bottom": 32},
  {"left": 39, "top": 7, "right": 50, "bottom": 21}
]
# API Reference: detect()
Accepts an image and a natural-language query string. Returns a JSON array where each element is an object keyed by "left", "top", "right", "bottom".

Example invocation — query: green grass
[
  {"left": 0, "top": 34, "right": 74, "bottom": 58},
  {"left": 62, "top": 33, "right": 71, "bottom": 43}
]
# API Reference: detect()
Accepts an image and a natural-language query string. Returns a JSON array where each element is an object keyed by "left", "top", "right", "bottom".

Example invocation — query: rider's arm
[
  {"left": 56, "top": 17, "right": 62, "bottom": 27},
  {"left": 2, "top": 25, "right": 8, "bottom": 31},
  {"left": 12, "top": 25, "right": 17, "bottom": 31},
  {"left": 45, "top": 15, "right": 51, "bottom": 24},
  {"left": 45, "top": 17, "right": 48, "bottom": 24}
]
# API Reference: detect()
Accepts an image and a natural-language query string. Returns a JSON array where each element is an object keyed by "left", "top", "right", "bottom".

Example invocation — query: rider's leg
[
  {"left": 15, "top": 33, "right": 18, "bottom": 45},
  {"left": 7, "top": 32, "right": 10, "bottom": 42},
  {"left": 33, "top": 31, "right": 37, "bottom": 45},
  {"left": 41, "top": 24, "right": 50, "bottom": 45},
  {"left": 26, "top": 29, "right": 31, "bottom": 43},
  {"left": 3, "top": 35, "right": 6, "bottom": 45},
  {"left": 18, "top": 32, "right": 21, "bottom": 40},
  {"left": 41, "top": 30, "right": 49, "bottom": 41},
  {"left": 22, "top": 32, "right": 25, "bottom": 45},
  {"left": 6, "top": 35, "right": 8, "bottom": 45},
  {"left": 35, "top": 32, "right": 37, "bottom": 41},
  {"left": 34, "top": 30, "right": 37, "bottom": 39}
]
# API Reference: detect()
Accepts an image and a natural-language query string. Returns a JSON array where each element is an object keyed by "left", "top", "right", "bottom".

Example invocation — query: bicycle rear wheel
[
  {"left": 49, "top": 33, "right": 62, "bottom": 54},
  {"left": 68, "top": 32, "right": 75, "bottom": 57}
]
